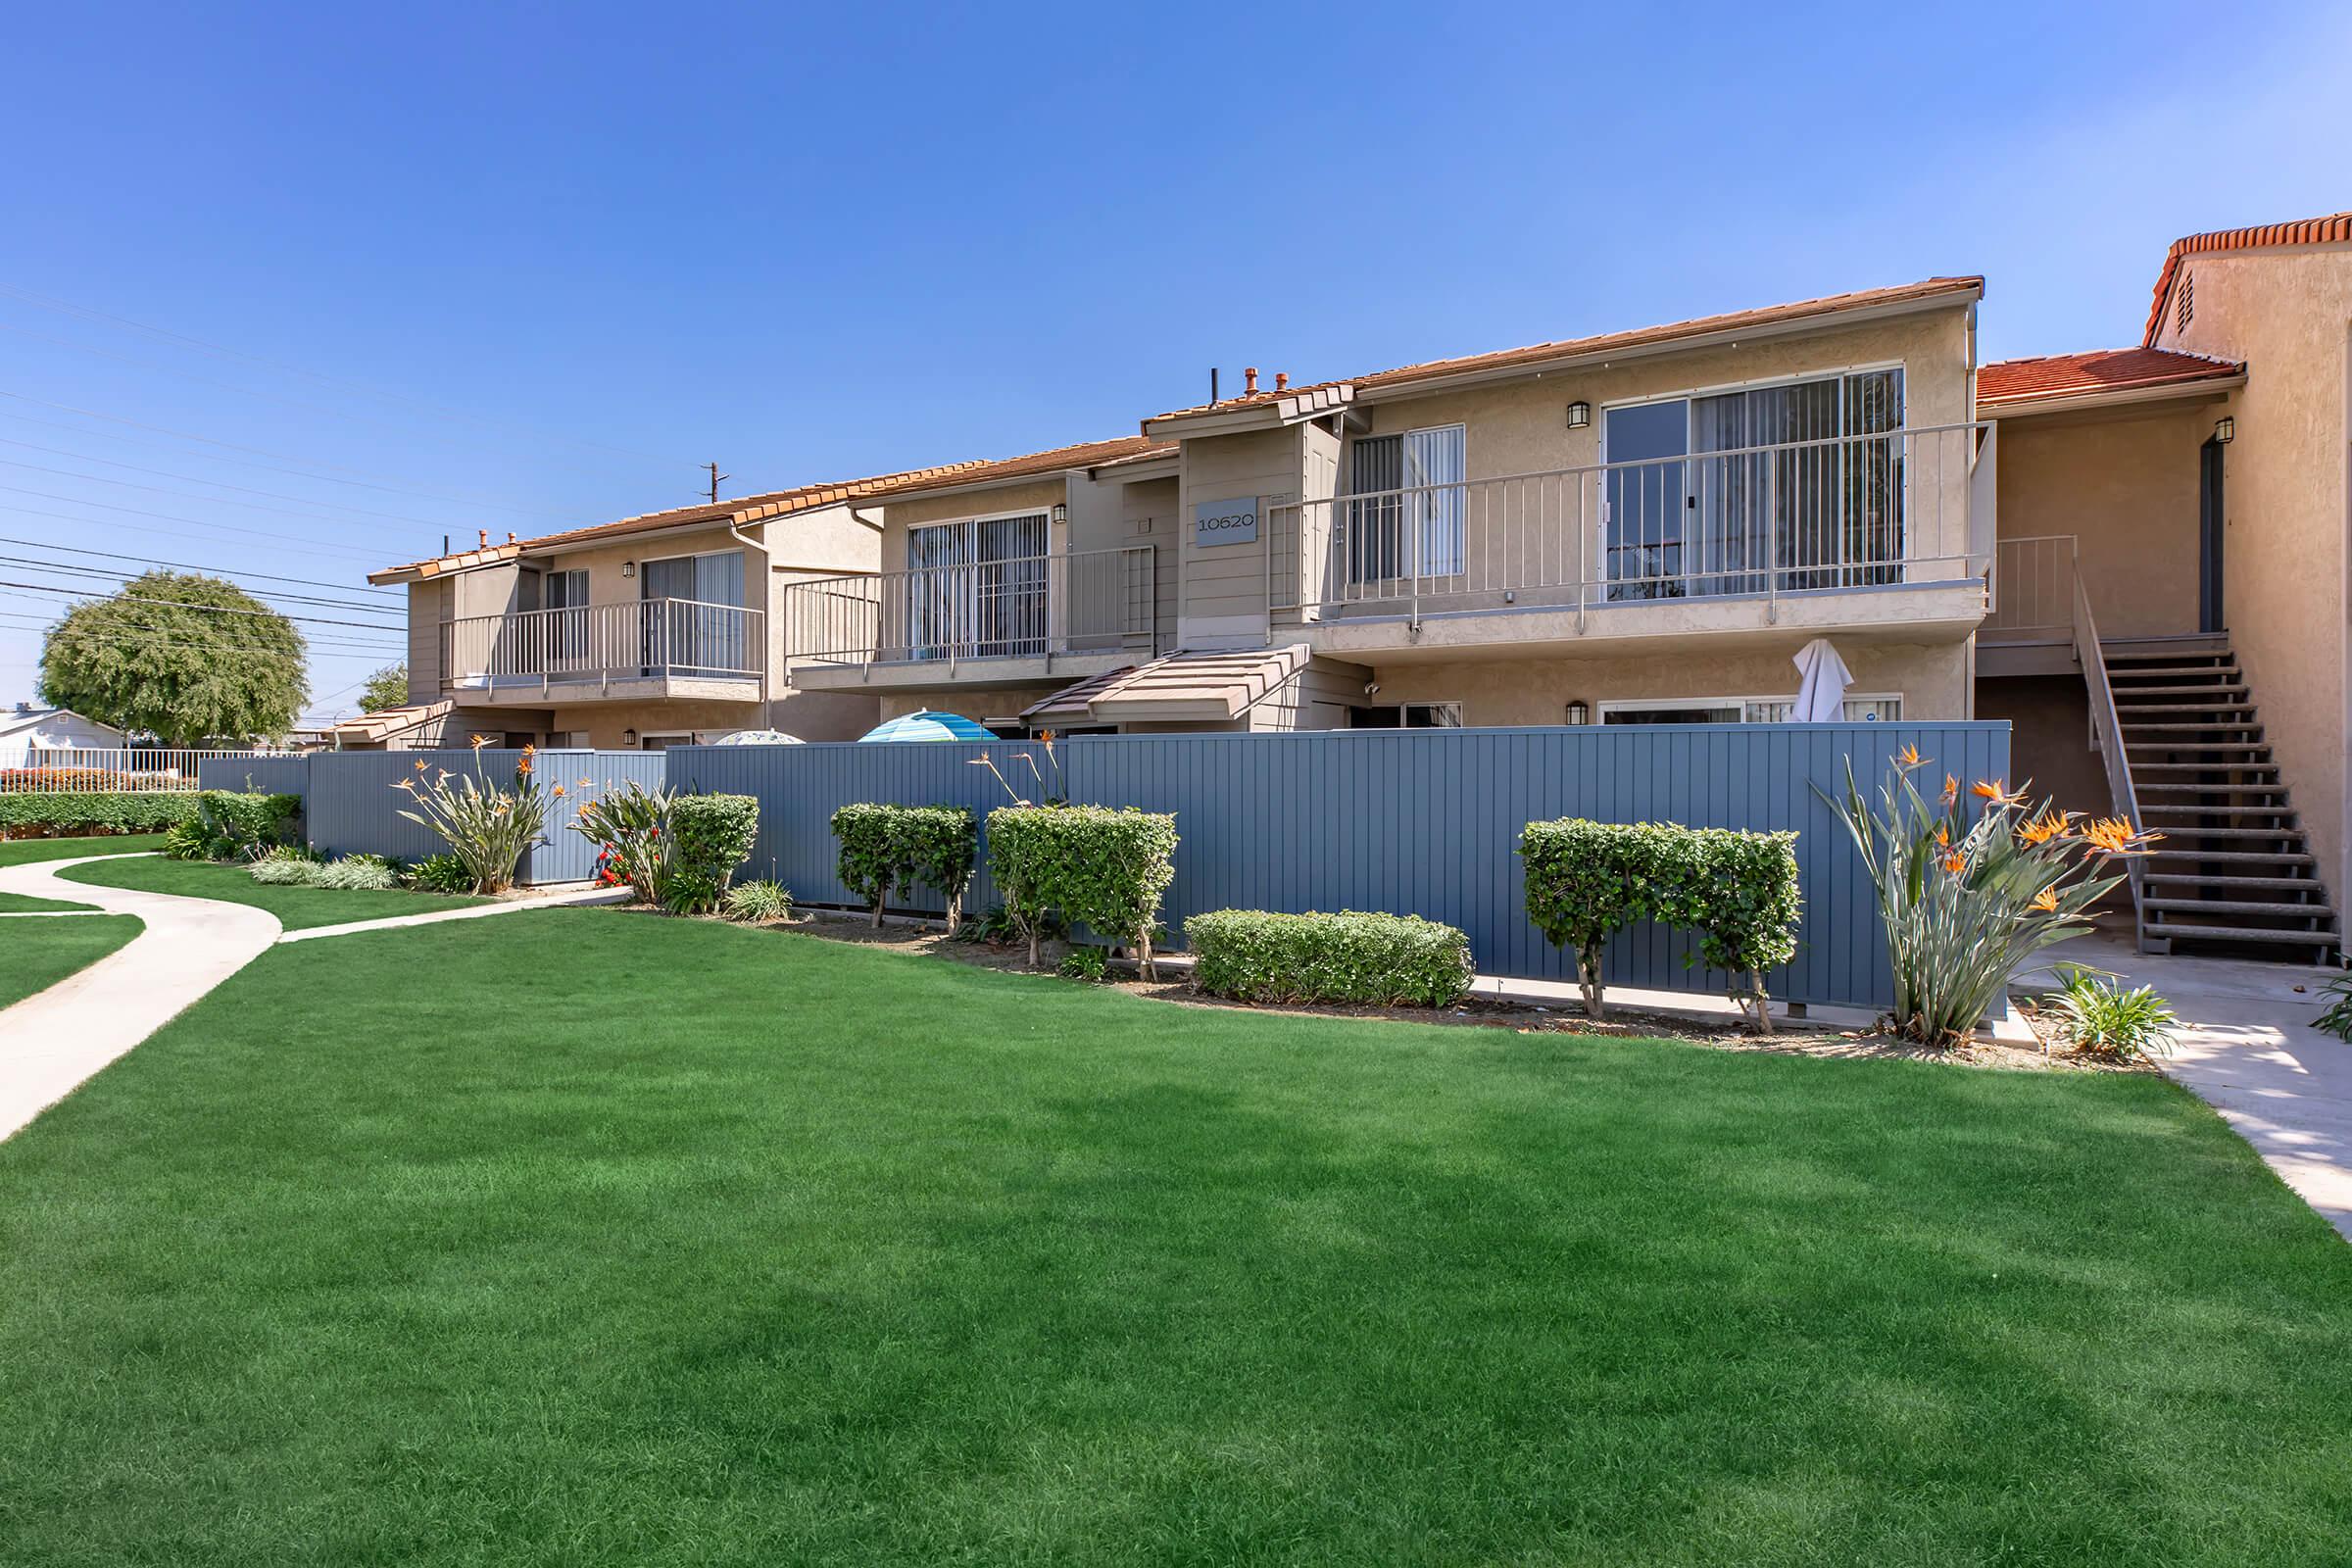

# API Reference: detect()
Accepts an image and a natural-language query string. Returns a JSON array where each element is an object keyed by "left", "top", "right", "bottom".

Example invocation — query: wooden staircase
[{"left": 2102, "top": 635, "right": 2340, "bottom": 961}]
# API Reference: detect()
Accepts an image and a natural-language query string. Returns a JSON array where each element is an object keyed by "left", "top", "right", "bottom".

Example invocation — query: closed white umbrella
[
  {"left": 1790, "top": 637, "right": 1853, "bottom": 722},
  {"left": 710, "top": 728, "right": 804, "bottom": 746}
]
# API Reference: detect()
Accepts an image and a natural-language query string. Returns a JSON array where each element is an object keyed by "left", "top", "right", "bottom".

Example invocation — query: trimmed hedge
[
  {"left": 662, "top": 794, "right": 760, "bottom": 914},
  {"left": 198, "top": 790, "right": 302, "bottom": 856},
  {"left": 0, "top": 792, "right": 201, "bottom": 839},
  {"left": 830, "top": 804, "right": 979, "bottom": 928},
  {"left": 1187, "top": 909, "right": 1475, "bottom": 1007},
  {"left": 1519, "top": 817, "right": 1801, "bottom": 1028},
  {"left": 987, "top": 805, "right": 1178, "bottom": 977}
]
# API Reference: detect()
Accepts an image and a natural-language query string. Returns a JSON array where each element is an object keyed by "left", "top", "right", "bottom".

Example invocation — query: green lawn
[
  {"left": 0, "top": 832, "right": 169, "bottom": 910},
  {"left": 58, "top": 853, "right": 486, "bottom": 930},
  {"left": 0, "top": 913, "right": 141, "bottom": 1008},
  {"left": 2, "top": 911, "right": 2348, "bottom": 1565}
]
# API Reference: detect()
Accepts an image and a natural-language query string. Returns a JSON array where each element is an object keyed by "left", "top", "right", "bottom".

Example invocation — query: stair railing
[{"left": 2073, "top": 574, "right": 2148, "bottom": 947}]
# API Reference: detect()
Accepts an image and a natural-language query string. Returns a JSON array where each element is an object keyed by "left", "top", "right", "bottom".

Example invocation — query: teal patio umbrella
[{"left": 858, "top": 710, "right": 998, "bottom": 743}]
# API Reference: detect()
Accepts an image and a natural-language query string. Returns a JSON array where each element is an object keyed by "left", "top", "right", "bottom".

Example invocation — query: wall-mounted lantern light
[
  {"left": 2214, "top": 416, "right": 2235, "bottom": 444},
  {"left": 1051, "top": 503, "right": 1068, "bottom": 526},
  {"left": 621, "top": 561, "right": 636, "bottom": 579},
  {"left": 1566, "top": 701, "right": 1591, "bottom": 725},
  {"left": 1566, "top": 401, "right": 1592, "bottom": 430},
  {"left": 622, "top": 728, "right": 638, "bottom": 747}
]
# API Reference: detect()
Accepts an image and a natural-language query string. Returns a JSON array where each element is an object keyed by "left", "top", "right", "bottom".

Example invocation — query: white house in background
[{"left": 0, "top": 703, "right": 126, "bottom": 763}]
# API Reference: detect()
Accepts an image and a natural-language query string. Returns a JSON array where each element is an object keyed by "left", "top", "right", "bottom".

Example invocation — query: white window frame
[
  {"left": 1597, "top": 692, "right": 1903, "bottom": 724},
  {"left": 1345, "top": 421, "right": 1468, "bottom": 582},
  {"left": 1348, "top": 700, "right": 1465, "bottom": 729}
]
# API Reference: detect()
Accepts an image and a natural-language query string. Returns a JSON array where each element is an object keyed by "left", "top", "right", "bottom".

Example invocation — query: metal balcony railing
[
  {"left": 441, "top": 598, "right": 764, "bottom": 688},
  {"left": 1985, "top": 534, "right": 2078, "bottom": 634},
  {"left": 1267, "top": 421, "right": 1992, "bottom": 620},
  {"left": 784, "top": 546, "right": 1158, "bottom": 666}
]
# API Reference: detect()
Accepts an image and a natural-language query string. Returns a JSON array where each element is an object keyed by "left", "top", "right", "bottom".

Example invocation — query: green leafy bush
[
  {"left": 1187, "top": 909, "right": 1476, "bottom": 1007},
  {"left": 1519, "top": 818, "right": 1801, "bottom": 1028},
  {"left": 161, "top": 819, "right": 214, "bottom": 860},
  {"left": 404, "top": 853, "right": 474, "bottom": 895},
  {"left": 662, "top": 794, "right": 760, "bottom": 914},
  {"left": 2042, "top": 964, "right": 2178, "bottom": 1057},
  {"left": 1057, "top": 946, "right": 1110, "bottom": 983},
  {"left": 831, "top": 804, "right": 979, "bottom": 928},
  {"left": 392, "top": 744, "right": 548, "bottom": 894},
  {"left": 987, "top": 805, "right": 1179, "bottom": 977},
  {"left": 0, "top": 792, "right": 201, "bottom": 839},
  {"left": 1823, "top": 755, "right": 2147, "bottom": 1047},
  {"left": 571, "top": 779, "right": 675, "bottom": 902},
  {"left": 197, "top": 789, "right": 302, "bottom": 858},
  {"left": 315, "top": 855, "right": 400, "bottom": 891},
  {"left": 2316, "top": 973, "right": 2352, "bottom": 1044},
  {"left": 249, "top": 851, "right": 325, "bottom": 886},
  {"left": 720, "top": 878, "right": 792, "bottom": 924}
]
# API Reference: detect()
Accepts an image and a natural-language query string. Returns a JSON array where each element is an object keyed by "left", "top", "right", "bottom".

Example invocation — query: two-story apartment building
[{"left": 359, "top": 210, "right": 2351, "bottom": 959}]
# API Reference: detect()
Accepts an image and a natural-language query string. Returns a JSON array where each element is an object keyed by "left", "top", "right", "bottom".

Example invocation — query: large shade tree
[
  {"left": 39, "top": 571, "right": 309, "bottom": 746},
  {"left": 359, "top": 662, "right": 410, "bottom": 714}
]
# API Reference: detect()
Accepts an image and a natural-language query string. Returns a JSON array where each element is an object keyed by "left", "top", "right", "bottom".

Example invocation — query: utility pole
[{"left": 704, "top": 461, "right": 729, "bottom": 504}]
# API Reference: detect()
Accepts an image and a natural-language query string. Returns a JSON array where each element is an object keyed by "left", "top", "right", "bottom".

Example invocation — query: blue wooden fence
[{"left": 214, "top": 722, "right": 2007, "bottom": 1008}]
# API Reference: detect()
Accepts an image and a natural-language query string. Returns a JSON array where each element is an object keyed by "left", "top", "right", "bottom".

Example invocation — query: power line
[
  {"left": 0, "top": 390, "right": 576, "bottom": 522},
  {"left": 0, "top": 299, "right": 683, "bottom": 473},
  {"left": 0, "top": 534, "right": 397, "bottom": 598},
  {"left": 0, "top": 434, "right": 480, "bottom": 532},
  {"left": 0, "top": 555, "right": 403, "bottom": 617},
  {"left": 0, "top": 595, "right": 401, "bottom": 651},
  {"left": 0, "top": 453, "right": 459, "bottom": 532},
  {"left": 0, "top": 486, "right": 401, "bottom": 564},
  {"left": 0, "top": 503, "right": 405, "bottom": 571},
  {"left": 0, "top": 578, "right": 408, "bottom": 634},
  {"left": 0, "top": 607, "right": 399, "bottom": 658}
]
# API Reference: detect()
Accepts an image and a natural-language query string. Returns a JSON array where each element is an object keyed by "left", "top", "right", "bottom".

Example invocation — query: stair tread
[
  {"left": 2142, "top": 873, "right": 2326, "bottom": 890},
  {"left": 2142, "top": 849, "right": 2317, "bottom": 863},
  {"left": 2113, "top": 703, "right": 2258, "bottom": 715},
  {"left": 2106, "top": 663, "right": 2241, "bottom": 678},
  {"left": 2139, "top": 802, "right": 2293, "bottom": 813},
  {"left": 2109, "top": 683, "right": 2249, "bottom": 696},
  {"left": 2147, "top": 825, "right": 2306, "bottom": 838},
  {"left": 2135, "top": 781, "right": 2288, "bottom": 793},
  {"left": 2143, "top": 898, "right": 2338, "bottom": 917},
  {"left": 2132, "top": 761, "right": 2278, "bottom": 772},
  {"left": 2142, "top": 921, "right": 2342, "bottom": 949}
]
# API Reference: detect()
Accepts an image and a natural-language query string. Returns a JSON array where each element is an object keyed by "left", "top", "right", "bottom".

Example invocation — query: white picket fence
[{"left": 0, "top": 748, "right": 288, "bottom": 793}]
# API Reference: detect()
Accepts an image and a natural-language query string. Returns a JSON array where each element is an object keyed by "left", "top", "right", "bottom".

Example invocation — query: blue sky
[{"left": 1, "top": 1, "right": 2345, "bottom": 722}]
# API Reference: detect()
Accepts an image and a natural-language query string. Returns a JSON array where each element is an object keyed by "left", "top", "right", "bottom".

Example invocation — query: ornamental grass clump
[
  {"left": 1823, "top": 747, "right": 2156, "bottom": 1048},
  {"left": 2042, "top": 963, "right": 2179, "bottom": 1058},
  {"left": 391, "top": 738, "right": 550, "bottom": 895},
  {"left": 987, "top": 804, "right": 1177, "bottom": 977}
]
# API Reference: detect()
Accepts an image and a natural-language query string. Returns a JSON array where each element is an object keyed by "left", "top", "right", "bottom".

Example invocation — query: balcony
[
  {"left": 439, "top": 598, "right": 765, "bottom": 705},
  {"left": 785, "top": 546, "right": 1160, "bottom": 692},
  {"left": 1271, "top": 421, "right": 1995, "bottom": 658}
]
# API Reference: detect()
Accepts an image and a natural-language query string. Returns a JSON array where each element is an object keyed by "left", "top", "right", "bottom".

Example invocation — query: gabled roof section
[
  {"left": 1146, "top": 277, "right": 1984, "bottom": 428},
  {"left": 2144, "top": 211, "right": 2352, "bottom": 345},
  {"left": 329, "top": 700, "right": 452, "bottom": 746},
  {"left": 1027, "top": 645, "right": 1313, "bottom": 725},
  {"left": 1977, "top": 348, "right": 2243, "bottom": 412},
  {"left": 371, "top": 436, "right": 1169, "bottom": 584}
]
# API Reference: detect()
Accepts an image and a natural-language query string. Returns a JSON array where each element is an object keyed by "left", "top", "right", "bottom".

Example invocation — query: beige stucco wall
[
  {"left": 875, "top": 478, "right": 1069, "bottom": 570},
  {"left": 405, "top": 579, "right": 447, "bottom": 704},
  {"left": 545, "top": 698, "right": 764, "bottom": 750},
  {"left": 1177, "top": 426, "right": 1294, "bottom": 643},
  {"left": 1362, "top": 639, "right": 1970, "bottom": 728},
  {"left": 1977, "top": 675, "right": 2107, "bottom": 821},
  {"left": 2152, "top": 243, "right": 2352, "bottom": 903},
  {"left": 877, "top": 686, "right": 1058, "bottom": 729},
  {"left": 1992, "top": 403, "right": 2211, "bottom": 639}
]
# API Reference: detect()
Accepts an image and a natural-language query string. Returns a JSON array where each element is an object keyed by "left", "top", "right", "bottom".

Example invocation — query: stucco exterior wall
[
  {"left": 874, "top": 478, "right": 1069, "bottom": 572},
  {"left": 2151, "top": 243, "right": 2352, "bottom": 902},
  {"left": 877, "top": 686, "right": 1055, "bottom": 729},
  {"left": 1177, "top": 426, "right": 1293, "bottom": 644},
  {"left": 1992, "top": 404, "right": 2210, "bottom": 639},
  {"left": 1976, "top": 675, "right": 2107, "bottom": 822},
  {"left": 406, "top": 579, "right": 447, "bottom": 704},
  {"left": 545, "top": 698, "right": 765, "bottom": 750},
  {"left": 1360, "top": 639, "right": 1970, "bottom": 728}
]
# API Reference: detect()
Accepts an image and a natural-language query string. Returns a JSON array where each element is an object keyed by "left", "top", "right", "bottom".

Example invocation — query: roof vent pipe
[
  {"left": 1274, "top": 371, "right": 1289, "bottom": 392},
  {"left": 477, "top": 529, "right": 489, "bottom": 549},
  {"left": 1244, "top": 367, "right": 1258, "bottom": 395},
  {"left": 1209, "top": 367, "right": 1219, "bottom": 404}
]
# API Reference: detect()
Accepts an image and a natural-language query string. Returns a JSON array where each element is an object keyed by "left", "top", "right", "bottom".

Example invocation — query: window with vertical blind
[
  {"left": 640, "top": 549, "right": 746, "bottom": 675},
  {"left": 1600, "top": 693, "right": 1902, "bottom": 725},
  {"left": 905, "top": 513, "right": 1050, "bottom": 660},
  {"left": 1346, "top": 423, "right": 1466, "bottom": 583},
  {"left": 1604, "top": 368, "right": 1906, "bottom": 600}
]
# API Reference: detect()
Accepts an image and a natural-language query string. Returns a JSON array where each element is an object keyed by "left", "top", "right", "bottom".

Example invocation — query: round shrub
[{"left": 986, "top": 805, "right": 1178, "bottom": 977}]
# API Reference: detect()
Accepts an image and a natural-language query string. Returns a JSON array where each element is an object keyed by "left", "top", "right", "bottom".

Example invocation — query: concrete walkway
[
  {"left": 277, "top": 884, "right": 627, "bottom": 943},
  {"left": 2027, "top": 930, "right": 2352, "bottom": 1241},
  {"left": 0, "top": 854, "right": 281, "bottom": 1141}
]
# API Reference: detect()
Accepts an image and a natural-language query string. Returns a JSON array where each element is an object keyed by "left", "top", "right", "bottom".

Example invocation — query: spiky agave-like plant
[
  {"left": 391, "top": 738, "right": 550, "bottom": 895},
  {"left": 1823, "top": 748, "right": 2155, "bottom": 1047}
]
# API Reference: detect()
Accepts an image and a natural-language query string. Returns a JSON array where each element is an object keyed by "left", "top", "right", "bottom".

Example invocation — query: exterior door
[
  {"left": 2199, "top": 437, "right": 2226, "bottom": 634},
  {"left": 1604, "top": 400, "right": 1689, "bottom": 600}
]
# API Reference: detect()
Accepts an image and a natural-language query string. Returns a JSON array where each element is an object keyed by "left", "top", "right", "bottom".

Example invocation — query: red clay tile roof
[
  {"left": 2143, "top": 211, "right": 2352, "bottom": 346},
  {"left": 1147, "top": 277, "right": 1984, "bottom": 424},
  {"left": 1977, "top": 348, "right": 2242, "bottom": 410},
  {"left": 372, "top": 436, "right": 1171, "bottom": 582}
]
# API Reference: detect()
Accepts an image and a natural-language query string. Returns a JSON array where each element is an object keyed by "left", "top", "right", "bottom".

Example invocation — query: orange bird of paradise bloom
[
  {"left": 1940, "top": 774, "right": 1959, "bottom": 806},
  {"left": 469, "top": 734, "right": 489, "bottom": 751},
  {"left": 1972, "top": 778, "right": 2027, "bottom": 807},
  {"left": 2018, "top": 810, "right": 2074, "bottom": 847},
  {"left": 1896, "top": 743, "right": 1922, "bottom": 768},
  {"left": 2030, "top": 887, "right": 2060, "bottom": 912},
  {"left": 1941, "top": 851, "right": 1968, "bottom": 875},
  {"left": 2081, "top": 817, "right": 2160, "bottom": 856}
]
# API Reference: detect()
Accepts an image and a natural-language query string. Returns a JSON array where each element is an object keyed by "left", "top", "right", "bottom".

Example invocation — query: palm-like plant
[
  {"left": 391, "top": 738, "right": 550, "bottom": 895},
  {"left": 1824, "top": 748, "right": 2156, "bottom": 1047}
]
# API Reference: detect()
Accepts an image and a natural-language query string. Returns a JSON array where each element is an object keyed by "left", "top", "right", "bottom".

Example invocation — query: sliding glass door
[
  {"left": 906, "top": 514, "right": 1050, "bottom": 660},
  {"left": 1605, "top": 369, "right": 1906, "bottom": 601},
  {"left": 1346, "top": 423, "right": 1466, "bottom": 586},
  {"left": 641, "top": 550, "right": 745, "bottom": 675}
]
